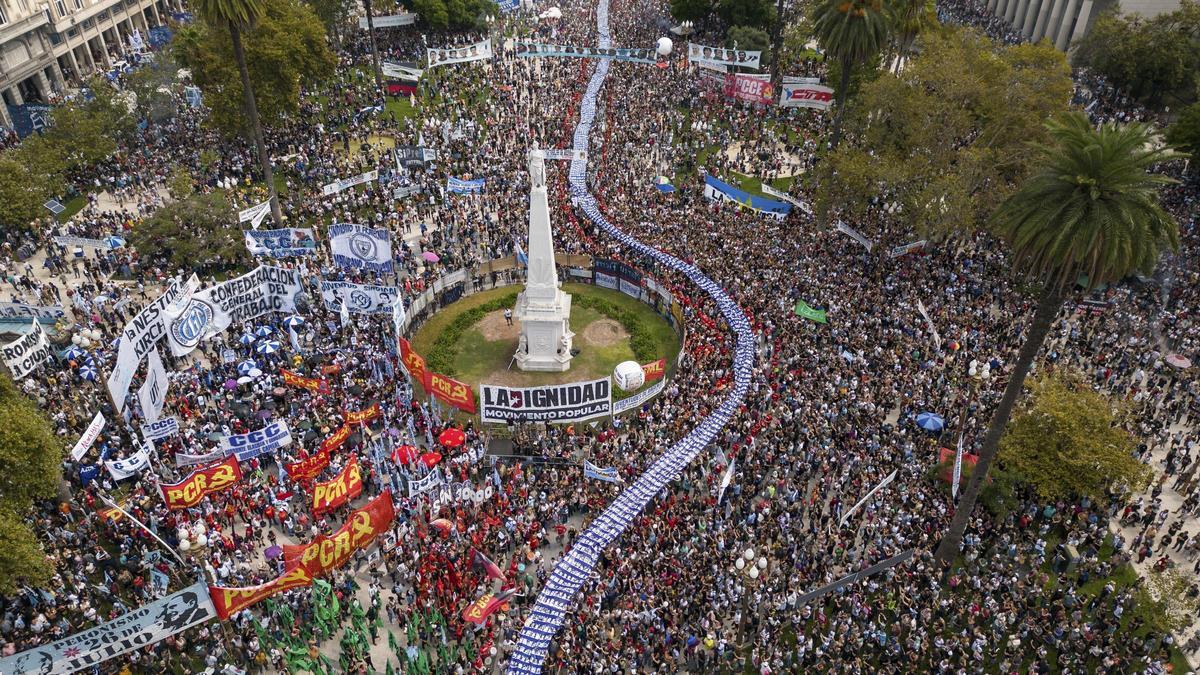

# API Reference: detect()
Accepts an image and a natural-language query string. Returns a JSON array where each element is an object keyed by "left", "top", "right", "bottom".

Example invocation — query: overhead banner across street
[
  {"left": 0, "top": 582, "right": 216, "bottom": 674},
  {"left": 480, "top": 378, "right": 612, "bottom": 423}
]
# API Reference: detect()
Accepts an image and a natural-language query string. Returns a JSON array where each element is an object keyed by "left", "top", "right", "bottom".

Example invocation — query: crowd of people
[{"left": 1, "top": 0, "right": 1198, "bottom": 672}]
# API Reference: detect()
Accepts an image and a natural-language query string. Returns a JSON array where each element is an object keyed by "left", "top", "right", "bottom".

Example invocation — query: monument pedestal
[{"left": 513, "top": 293, "right": 574, "bottom": 372}]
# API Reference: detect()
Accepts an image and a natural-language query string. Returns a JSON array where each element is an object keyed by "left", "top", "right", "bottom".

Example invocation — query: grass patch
[
  {"left": 385, "top": 96, "right": 418, "bottom": 123},
  {"left": 60, "top": 194, "right": 87, "bottom": 220}
]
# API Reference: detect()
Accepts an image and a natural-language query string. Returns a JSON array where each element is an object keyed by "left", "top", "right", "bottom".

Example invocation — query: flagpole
[{"left": 97, "top": 492, "right": 192, "bottom": 572}]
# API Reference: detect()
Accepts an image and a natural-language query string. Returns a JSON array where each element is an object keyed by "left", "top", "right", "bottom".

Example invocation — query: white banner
[
  {"left": 952, "top": 435, "right": 965, "bottom": 500},
  {"left": 319, "top": 280, "right": 399, "bottom": 314},
  {"left": 0, "top": 301, "right": 66, "bottom": 322},
  {"left": 889, "top": 239, "right": 927, "bottom": 258},
  {"left": 835, "top": 220, "right": 874, "bottom": 252},
  {"left": 237, "top": 199, "right": 272, "bottom": 229},
  {"left": 537, "top": 148, "right": 588, "bottom": 161},
  {"left": 407, "top": 468, "right": 444, "bottom": 497},
  {"left": 105, "top": 446, "right": 152, "bottom": 480},
  {"left": 916, "top": 299, "right": 942, "bottom": 350},
  {"left": 175, "top": 446, "right": 226, "bottom": 468},
  {"left": 717, "top": 458, "right": 736, "bottom": 503},
  {"left": 53, "top": 235, "right": 117, "bottom": 250},
  {"left": 480, "top": 379, "right": 612, "bottom": 423},
  {"left": 361, "top": 13, "right": 416, "bottom": 28},
  {"left": 138, "top": 348, "right": 168, "bottom": 422},
  {"left": 163, "top": 266, "right": 304, "bottom": 357},
  {"left": 759, "top": 183, "right": 811, "bottom": 214},
  {"left": 142, "top": 416, "right": 180, "bottom": 442},
  {"left": 0, "top": 582, "right": 216, "bottom": 674},
  {"left": 382, "top": 61, "right": 424, "bottom": 79},
  {"left": 427, "top": 39, "right": 492, "bottom": 67},
  {"left": 839, "top": 469, "right": 898, "bottom": 526},
  {"left": 321, "top": 170, "right": 378, "bottom": 196},
  {"left": 780, "top": 82, "right": 834, "bottom": 110},
  {"left": 108, "top": 276, "right": 199, "bottom": 411},
  {"left": 71, "top": 411, "right": 106, "bottom": 461},
  {"left": 2, "top": 321, "right": 52, "bottom": 380},
  {"left": 329, "top": 224, "right": 394, "bottom": 274},
  {"left": 687, "top": 42, "right": 761, "bottom": 69},
  {"left": 221, "top": 420, "right": 292, "bottom": 462},
  {"left": 612, "top": 379, "right": 665, "bottom": 415}
]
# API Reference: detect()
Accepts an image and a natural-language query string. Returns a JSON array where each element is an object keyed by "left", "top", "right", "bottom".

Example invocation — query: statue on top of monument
[{"left": 529, "top": 146, "right": 546, "bottom": 189}]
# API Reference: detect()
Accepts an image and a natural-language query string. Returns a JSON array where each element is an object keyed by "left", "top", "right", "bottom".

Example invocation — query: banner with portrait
[
  {"left": 319, "top": 280, "right": 399, "bottom": 315},
  {"left": 514, "top": 42, "right": 657, "bottom": 64},
  {"left": 329, "top": 224, "right": 394, "bottom": 274},
  {"left": 244, "top": 228, "right": 317, "bottom": 257},
  {"left": 0, "top": 582, "right": 216, "bottom": 673},
  {"left": 160, "top": 455, "right": 242, "bottom": 510},
  {"left": 426, "top": 39, "right": 492, "bottom": 67},
  {"left": 687, "top": 42, "right": 761, "bottom": 69}
]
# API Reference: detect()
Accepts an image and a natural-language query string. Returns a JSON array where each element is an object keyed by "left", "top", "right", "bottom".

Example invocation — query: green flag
[
  {"left": 386, "top": 662, "right": 396, "bottom": 675},
  {"left": 794, "top": 300, "right": 827, "bottom": 324}
]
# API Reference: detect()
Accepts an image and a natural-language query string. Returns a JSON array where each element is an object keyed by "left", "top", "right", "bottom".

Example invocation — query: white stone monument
[{"left": 513, "top": 148, "right": 574, "bottom": 372}]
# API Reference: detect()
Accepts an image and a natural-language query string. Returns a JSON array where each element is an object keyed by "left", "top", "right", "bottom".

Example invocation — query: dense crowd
[{"left": 1, "top": 0, "right": 1198, "bottom": 672}]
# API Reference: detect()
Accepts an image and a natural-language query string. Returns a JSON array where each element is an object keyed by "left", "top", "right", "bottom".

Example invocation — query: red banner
[
  {"left": 160, "top": 456, "right": 242, "bottom": 510},
  {"left": 209, "top": 565, "right": 313, "bottom": 620},
  {"left": 284, "top": 490, "right": 395, "bottom": 575},
  {"left": 641, "top": 359, "right": 666, "bottom": 382},
  {"left": 399, "top": 338, "right": 430, "bottom": 389},
  {"left": 723, "top": 73, "right": 775, "bottom": 105},
  {"left": 344, "top": 402, "right": 382, "bottom": 425},
  {"left": 428, "top": 372, "right": 477, "bottom": 413},
  {"left": 280, "top": 368, "right": 331, "bottom": 394},
  {"left": 462, "top": 588, "right": 515, "bottom": 625},
  {"left": 311, "top": 455, "right": 363, "bottom": 515},
  {"left": 319, "top": 423, "right": 353, "bottom": 453},
  {"left": 285, "top": 448, "right": 330, "bottom": 482}
]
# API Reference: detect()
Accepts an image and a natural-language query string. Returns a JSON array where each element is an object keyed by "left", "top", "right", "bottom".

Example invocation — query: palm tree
[
  {"left": 812, "top": 0, "right": 893, "bottom": 150},
  {"left": 362, "top": 0, "right": 383, "bottom": 91},
  {"left": 933, "top": 112, "right": 1184, "bottom": 568},
  {"left": 194, "top": 0, "right": 284, "bottom": 226},
  {"left": 888, "top": 0, "right": 937, "bottom": 72}
]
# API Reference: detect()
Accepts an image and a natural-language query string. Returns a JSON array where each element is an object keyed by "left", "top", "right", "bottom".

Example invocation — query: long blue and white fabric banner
[
  {"left": 702, "top": 175, "right": 792, "bottom": 219},
  {"left": 446, "top": 177, "right": 485, "bottom": 194},
  {"left": 319, "top": 280, "right": 399, "bottom": 314},
  {"left": 507, "top": 0, "right": 756, "bottom": 670}
]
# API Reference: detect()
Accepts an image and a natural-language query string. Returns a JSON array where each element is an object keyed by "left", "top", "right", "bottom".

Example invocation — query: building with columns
[
  {"left": 0, "top": 0, "right": 183, "bottom": 128},
  {"left": 987, "top": 0, "right": 1181, "bottom": 50}
]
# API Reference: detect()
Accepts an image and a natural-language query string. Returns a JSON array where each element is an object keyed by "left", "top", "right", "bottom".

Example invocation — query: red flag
[{"left": 472, "top": 549, "right": 506, "bottom": 582}]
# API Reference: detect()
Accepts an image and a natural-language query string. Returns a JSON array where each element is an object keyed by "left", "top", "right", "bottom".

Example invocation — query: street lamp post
[{"left": 734, "top": 547, "right": 770, "bottom": 665}]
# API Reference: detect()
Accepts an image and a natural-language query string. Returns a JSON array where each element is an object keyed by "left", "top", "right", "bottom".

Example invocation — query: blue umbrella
[
  {"left": 79, "top": 364, "right": 98, "bottom": 381},
  {"left": 237, "top": 360, "right": 258, "bottom": 376},
  {"left": 282, "top": 315, "right": 306, "bottom": 329},
  {"left": 238, "top": 333, "right": 257, "bottom": 345},
  {"left": 254, "top": 325, "right": 273, "bottom": 337},
  {"left": 255, "top": 340, "right": 283, "bottom": 355},
  {"left": 916, "top": 412, "right": 944, "bottom": 432},
  {"left": 64, "top": 345, "right": 86, "bottom": 361}
]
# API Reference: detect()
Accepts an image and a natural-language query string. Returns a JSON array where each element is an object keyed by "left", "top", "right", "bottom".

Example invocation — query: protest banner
[
  {"left": 163, "top": 266, "right": 303, "bottom": 357},
  {"left": 344, "top": 402, "right": 381, "bottom": 425},
  {"left": 514, "top": 42, "right": 657, "bottom": 64},
  {"left": 426, "top": 39, "right": 492, "bottom": 67},
  {"left": 285, "top": 448, "right": 331, "bottom": 482},
  {"left": 284, "top": 491, "right": 395, "bottom": 574},
  {"left": 329, "top": 223, "right": 394, "bottom": 274},
  {"left": 641, "top": 359, "right": 666, "bottom": 382},
  {"left": 319, "top": 280, "right": 398, "bottom": 314},
  {"left": 2, "top": 322, "right": 53, "bottom": 380},
  {"left": 71, "top": 412, "right": 106, "bottom": 461},
  {"left": 428, "top": 371, "right": 477, "bottom": 413},
  {"left": 311, "top": 455, "right": 363, "bottom": 515},
  {"left": 480, "top": 379, "right": 612, "bottom": 423},
  {"left": 686, "top": 42, "right": 761, "bottom": 69},
  {"left": 280, "top": 368, "right": 330, "bottom": 394},
  {"left": 141, "top": 416, "right": 179, "bottom": 442},
  {"left": 160, "top": 455, "right": 242, "bottom": 510},
  {"left": 209, "top": 566, "right": 314, "bottom": 620},
  {"left": 220, "top": 421, "right": 292, "bottom": 461}
]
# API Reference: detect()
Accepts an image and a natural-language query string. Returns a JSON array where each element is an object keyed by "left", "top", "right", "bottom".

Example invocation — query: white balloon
[
  {"left": 88, "top": 328, "right": 102, "bottom": 340},
  {"left": 179, "top": 539, "right": 191, "bottom": 551},
  {"left": 656, "top": 37, "right": 673, "bottom": 56},
  {"left": 71, "top": 335, "right": 82, "bottom": 345},
  {"left": 612, "top": 361, "right": 645, "bottom": 391},
  {"left": 78, "top": 337, "right": 92, "bottom": 348}
]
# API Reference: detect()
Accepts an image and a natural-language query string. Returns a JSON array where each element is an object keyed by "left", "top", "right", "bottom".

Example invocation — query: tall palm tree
[
  {"left": 194, "top": 0, "right": 284, "bottom": 226},
  {"left": 812, "top": 0, "right": 892, "bottom": 150},
  {"left": 933, "top": 112, "right": 1184, "bottom": 568},
  {"left": 362, "top": 0, "right": 383, "bottom": 91},
  {"left": 888, "top": 0, "right": 937, "bottom": 72}
]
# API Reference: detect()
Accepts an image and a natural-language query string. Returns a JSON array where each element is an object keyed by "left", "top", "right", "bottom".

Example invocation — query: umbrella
[
  {"left": 248, "top": 368, "right": 264, "bottom": 378},
  {"left": 238, "top": 333, "right": 256, "bottom": 345},
  {"left": 78, "top": 364, "right": 98, "bottom": 381},
  {"left": 916, "top": 412, "right": 944, "bottom": 432},
  {"left": 223, "top": 379, "right": 238, "bottom": 390},
  {"left": 420, "top": 452, "right": 443, "bottom": 468},
  {"left": 254, "top": 325, "right": 273, "bottom": 337},
  {"left": 303, "top": 429, "right": 319, "bottom": 443},
  {"left": 392, "top": 445, "right": 419, "bottom": 464},
  {"left": 64, "top": 345, "right": 86, "bottom": 360},
  {"left": 430, "top": 518, "right": 454, "bottom": 535},
  {"left": 264, "top": 545, "right": 283, "bottom": 560},
  {"left": 255, "top": 340, "right": 283, "bottom": 355},
  {"left": 438, "top": 428, "right": 466, "bottom": 448},
  {"left": 421, "top": 251, "right": 440, "bottom": 263},
  {"left": 256, "top": 409, "right": 272, "bottom": 420},
  {"left": 1166, "top": 354, "right": 1192, "bottom": 369},
  {"left": 282, "top": 315, "right": 306, "bottom": 329},
  {"left": 237, "top": 360, "right": 258, "bottom": 376},
  {"left": 237, "top": 375, "right": 253, "bottom": 384}
]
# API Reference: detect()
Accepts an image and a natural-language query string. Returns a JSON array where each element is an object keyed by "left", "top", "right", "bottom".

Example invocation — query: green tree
[
  {"left": 0, "top": 374, "right": 63, "bottom": 592},
  {"left": 167, "top": 166, "right": 196, "bottom": 200},
  {"left": 306, "top": 0, "right": 353, "bottom": 42},
  {"left": 124, "top": 55, "right": 184, "bottom": 126},
  {"left": 999, "top": 373, "right": 1152, "bottom": 501},
  {"left": 411, "top": 0, "right": 449, "bottom": 28},
  {"left": 36, "top": 80, "right": 137, "bottom": 172},
  {"left": 1072, "top": 5, "right": 1199, "bottom": 105},
  {"left": 1166, "top": 103, "right": 1200, "bottom": 171},
  {"left": 812, "top": 0, "right": 892, "bottom": 150},
  {"left": 814, "top": 29, "right": 1072, "bottom": 234},
  {"left": 1135, "top": 568, "right": 1200, "bottom": 633},
  {"left": 128, "top": 192, "right": 250, "bottom": 270},
  {"left": 934, "top": 112, "right": 1183, "bottom": 567},
  {"left": 718, "top": 0, "right": 774, "bottom": 29},
  {"left": 0, "top": 151, "right": 64, "bottom": 235},
  {"left": 888, "top": 0, "right": 937, "bottom": 71},
  {"left": 179, "top": 0, "right": 334, "bottom": 226},
  {"left": 671, "top": 0, "right": 712, "bottom": 23},
  {"left": 727, "top": 25, "right": 771, "bottom": 57}
]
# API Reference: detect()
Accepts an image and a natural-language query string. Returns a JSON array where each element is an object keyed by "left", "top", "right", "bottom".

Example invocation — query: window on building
[
  {"left": 0, "top": 4, "right": 9, "bottom": 26},
  {"left": 74, "top": 0, "right": 84, "bottom": 9},
  {"left": 55, "top": 0, "right": 67, "bottom": 17}
]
